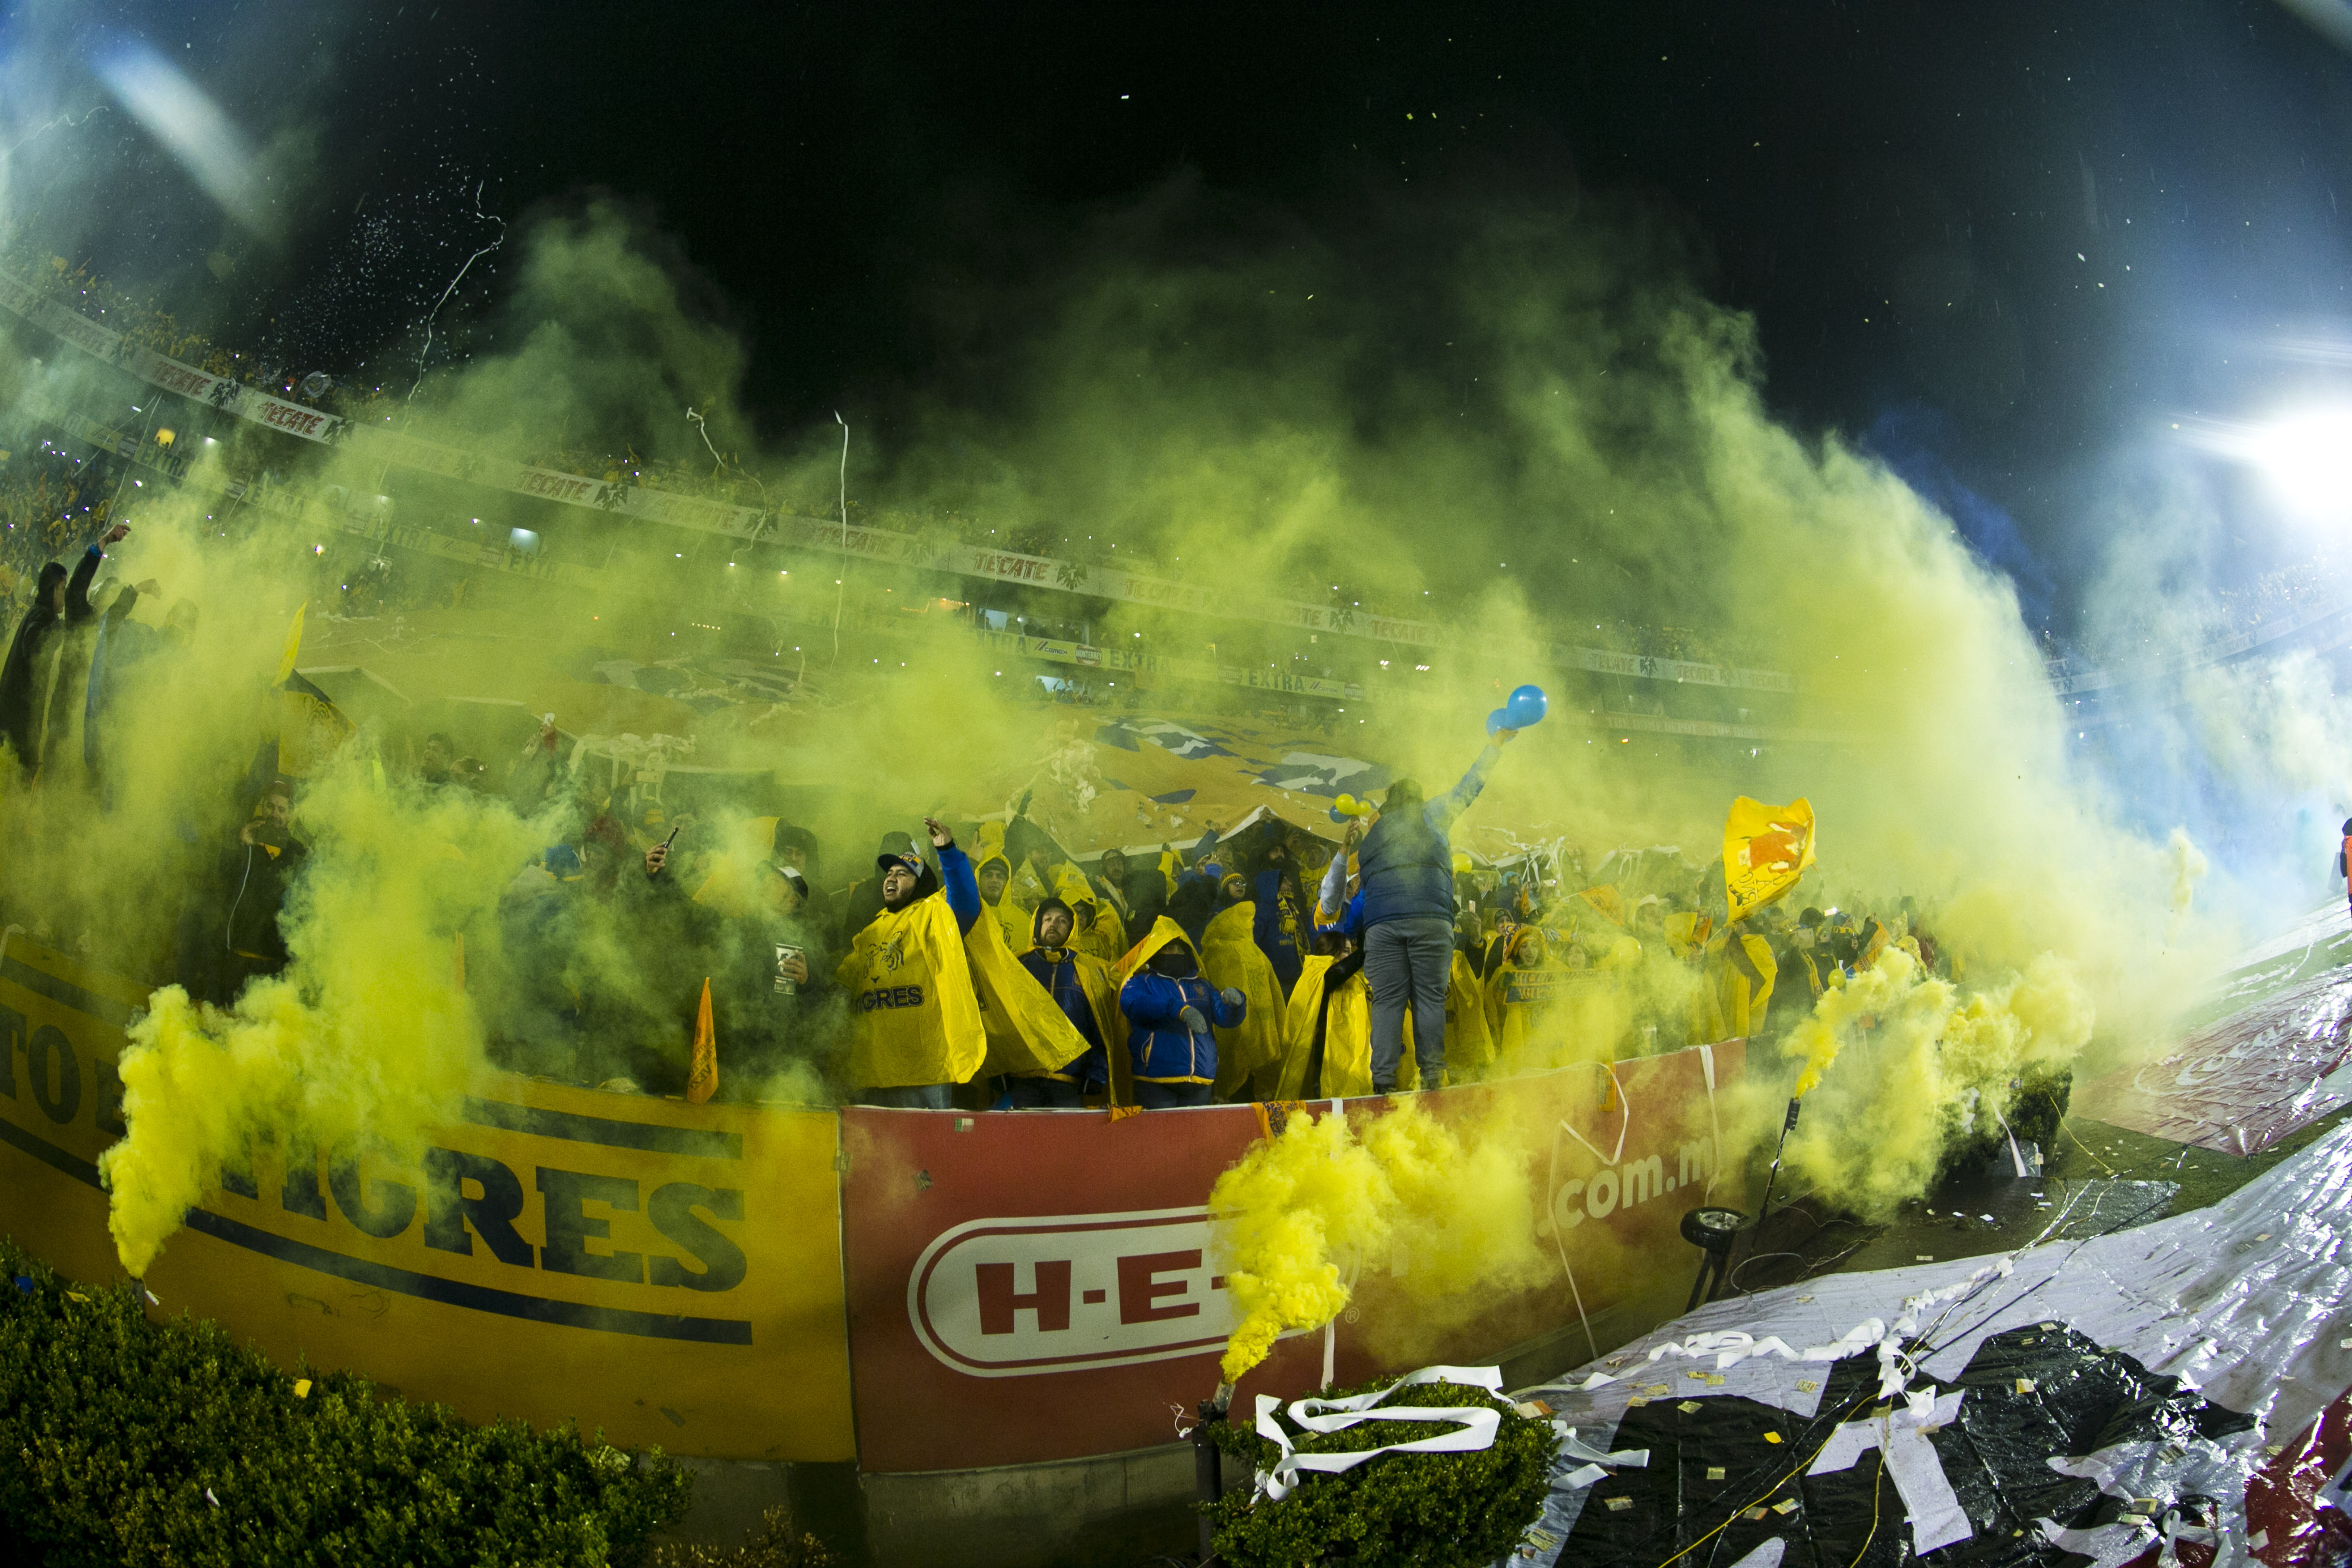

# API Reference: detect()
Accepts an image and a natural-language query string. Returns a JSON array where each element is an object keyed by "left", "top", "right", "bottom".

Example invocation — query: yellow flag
[
  {"left": 1723, "top": 796, "right": 1816, "bottom": 923},
  {"left": 686, "top": 978, "right": 717, "bottom": 1104},
  {"left": 276, "top": 602, "right": 306, "bottom": 684},
  {"left": 1577, "top": 884, "right": 1626, "bottom": 927}
]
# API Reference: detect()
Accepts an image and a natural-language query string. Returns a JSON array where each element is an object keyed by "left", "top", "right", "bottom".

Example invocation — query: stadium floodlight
[
  {"left": 2176, "top": 406, "right": 2352, "bottom": 517},
  {"left": 2248, "top": 408, "right": 2352, "bottom": 514}
]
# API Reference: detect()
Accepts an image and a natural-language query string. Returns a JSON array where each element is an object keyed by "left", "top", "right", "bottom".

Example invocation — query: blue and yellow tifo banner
[{"left": 0, "top": 939, "right": 853, "bottom": 1462}]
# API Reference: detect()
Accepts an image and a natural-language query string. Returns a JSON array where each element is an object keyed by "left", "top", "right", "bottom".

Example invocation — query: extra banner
[{"left": 0, "top": 939, "right": 855, "bottom": 1462}]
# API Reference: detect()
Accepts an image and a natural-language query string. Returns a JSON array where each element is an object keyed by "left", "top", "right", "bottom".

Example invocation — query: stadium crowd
[{"left": 0, "top": 514, "right": 1945, "bottom": 1117}]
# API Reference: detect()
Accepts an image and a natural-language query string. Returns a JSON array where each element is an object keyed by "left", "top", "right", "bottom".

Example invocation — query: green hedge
[
  {"left": 1203, "top": 1376, "right": 1553, "bottom": 1567},
  {"left": 0, "top": 1240, "right": 691, "bottom": 1567}
]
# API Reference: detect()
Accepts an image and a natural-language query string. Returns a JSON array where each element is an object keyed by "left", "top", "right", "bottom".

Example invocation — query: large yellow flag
[
  {"left": 1723, "top": 796, "right": 1816, "bottom": 923},
  {"left": 686, "top": 979, "right": 717, "bottom": 1104}
]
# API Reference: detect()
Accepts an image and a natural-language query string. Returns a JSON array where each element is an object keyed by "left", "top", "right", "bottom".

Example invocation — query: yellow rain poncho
[
  {"left": 1700, "top": 927, "right": 1779, "bottom": 1042},
  {"left": 1201, "top": 900, "right": 1286, "bottom": 1099},
  {"left": 1443, "top": 949, "right": 1493, "bottom": 1077},
  {"left": 1485, "top": 928, "right": 1627, "bottom": 1077},
  {"left": 835, "top": 892, "right": 987, "bottom": 1091},
  {"left": 973, "top": 849, "right": 1032, "bottom": 956},
  {"left": 966, "top": 913, "right": 1095, "bottom": 1080},
  {"left": 1272, "top": 957, "right": 1425, "bottom": 1100}
]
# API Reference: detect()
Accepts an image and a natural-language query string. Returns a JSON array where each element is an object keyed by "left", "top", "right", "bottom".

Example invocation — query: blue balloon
[
  {"left": 1504, "top": 684, "right": 1549, "bottom": 728},
  {"left": 1485, "top": 707, "right": 1509, "bottom": 736},
  {"left": 1329, "top": 805, "right": 1350, "bottom": 823}
]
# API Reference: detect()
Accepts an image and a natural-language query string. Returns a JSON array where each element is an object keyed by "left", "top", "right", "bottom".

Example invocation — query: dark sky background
[{"left": 18, "top": 1, "right": 2352, "bottom": 640}]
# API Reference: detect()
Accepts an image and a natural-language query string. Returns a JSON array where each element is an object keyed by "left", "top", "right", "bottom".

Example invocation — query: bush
[
  {"left": 1203, "top": 1375, "right": 1553, "bottom": 1567},
  {"left": 0, "top": 1239, "right": 691, "bottom": 1567},
  {"left": 647, "top": 1507, "right": 839, "bottom": 1567}
]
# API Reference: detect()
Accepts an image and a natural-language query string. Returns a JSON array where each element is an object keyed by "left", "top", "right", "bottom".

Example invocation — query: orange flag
[{"left": 686, "top": 978, "right": 717, "bottom": 1105}]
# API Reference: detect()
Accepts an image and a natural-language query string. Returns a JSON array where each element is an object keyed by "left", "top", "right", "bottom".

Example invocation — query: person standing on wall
[{"left": 1355, "top": 724, "right": 1517, "bottom": 1093}]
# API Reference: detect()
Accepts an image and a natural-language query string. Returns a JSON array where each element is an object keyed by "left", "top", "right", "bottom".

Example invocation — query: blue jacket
[
  {"left": 1120, "top": 971, "right": 1245, "bottom": 1084},
  {"left": 1357, "top": 745, "right": 1499, "bottom": 927},
  {"left": 1019, "top": 946, "right": 1107, "bottom": 1085},
  {"left": 937, "top": 842, "right": 982, "bottom": 934},
  {"left": 1251, "top": 867, "right": 1305, "bottom": 994}
]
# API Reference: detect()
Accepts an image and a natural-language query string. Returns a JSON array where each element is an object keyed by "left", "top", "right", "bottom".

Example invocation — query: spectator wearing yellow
[{"left": 836, "top": 818, "right": 986, "bottom": 1109}]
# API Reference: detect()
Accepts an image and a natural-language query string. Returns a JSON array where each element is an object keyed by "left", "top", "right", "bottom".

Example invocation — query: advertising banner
[
  {"left": 839, "top": 1041, "right": 1741, "bottom": 1473},
  {"left": 0, "top": 940, "right": 855, "bottom": 1461}
]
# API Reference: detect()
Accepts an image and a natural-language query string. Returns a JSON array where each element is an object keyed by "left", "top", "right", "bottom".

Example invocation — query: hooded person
[
  {"left": 834, "top": 817, "right": 987, "bottom": 1108},
  {"left": 973, "top": 845, "right": 1033, "bottom": 955},
  {"left": 1354, "top": 726, "right": 1516, "bottom": 1093},
  {"left": 1000, "top": 897, "right": 1126, "bottom": 1108},
  {"left": 1248, "top": 835, "right": 1307, "bottom": 997},
  {"left": 1484, "top": 925, "right": 1629, "bottom": 1077},
  {"left": 0, "top": 523, "right": 124, "bottom": 778},
  {"left": 1199, "top": 869, "right": 1287, "bottom": 1099},
  {"left": 1114, "top": 917, "right": 1245, "bottom": 1108},
  {"left": 1086, "top": 847, "right": 1138, "bottom": 949}
]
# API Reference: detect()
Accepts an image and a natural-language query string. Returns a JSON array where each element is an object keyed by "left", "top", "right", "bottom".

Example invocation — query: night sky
[{"left": 21, "top": 1, "right": 2352, "bottom": 636}]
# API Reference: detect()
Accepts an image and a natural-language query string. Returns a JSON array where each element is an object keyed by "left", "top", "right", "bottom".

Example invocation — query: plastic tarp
[{"left": 1510, "top": 1114, "right": 2352, "bottom": 1566}]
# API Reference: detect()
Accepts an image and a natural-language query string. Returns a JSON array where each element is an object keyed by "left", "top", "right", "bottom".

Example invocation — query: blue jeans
[
  {"left": 1136, "top": 1080, "right": 1213, "bottom": 1109},
  {"left": 1365, "top": 915, "right": 1453, "bottom": 1092}
]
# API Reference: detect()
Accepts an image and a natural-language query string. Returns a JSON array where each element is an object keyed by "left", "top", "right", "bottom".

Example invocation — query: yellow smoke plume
[
  {"left": 1207, "top": 1099, "right": 1549, "bottom": 1385},
  {"left": 1754, "top": 946, "right": 2094, "bottom": 1220},
  {"left": 99, "top": 751, "right": 540, "bottom": 1276}
]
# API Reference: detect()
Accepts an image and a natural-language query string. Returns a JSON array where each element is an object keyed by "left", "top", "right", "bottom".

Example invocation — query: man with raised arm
[{"left": 1355, "top": 725, "right": 1516, "bottom": 1093}]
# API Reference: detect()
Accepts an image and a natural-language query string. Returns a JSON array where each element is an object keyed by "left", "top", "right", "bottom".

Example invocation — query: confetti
[
  {"left": 1795, "top": 1295, "right": 1814, "bottom": 1304},
  {"left": 1687, "top": 1370, "right": 1708, "bottom": 1380},
  {"left": 1605, "top": 1496, "right": 1633, "bottom": 1512},
  {"left": 2040, "top": 1322, "right": 2060, "bottom": 1330},
  {"left": 2249, "top": 1529, "right": 2271, "bottom": 1551},
  {"left": 2021, "top": 1335, "right": 2037, "bottom": 1345},
  {"left": 1677, "top": 1401, "right": 1702, "bottom": 1414},
  {"left": 1706, "top": 1465, "right": 1726, "bottom": 1481},
  {"left": 1644, "top": 1384, "right": 1671, "bottom": 1396},
  {"left": 1772, "top": 1497, "right": 1798, "bottom": 1515},
  {"left": 1795, "top": 1379, "right": 1817, "bottom": 1393},
  {"left": 143, "top": 1288, "right": 159, "bottom": 1305},
  {"left": 1743, "top": 1507, "right": 1769, "bottom": 1521},
  {"left": 1705, "top": 1374, "right": 1727, "bottom": 1386},
  {"left": 2257, "top": 1233, "right": 2271, "bottom": 1242},
  {"left": 1763, "top": 1431, "right": 1783, "bottom": 1444},
  {"left": 1915, "top": 1254, "right": 1935, "bottom": 1262},
  {"left": 65, "top": 1292, "right": 87, "bottom": 1303},
  {"left": 204, "top": 1487, "right": 220, "bottom": 1508},
  {"left": 2014, "top": 1378, "right": 2037, "bottom": 1395},
  {"left": 1513, "top": 1400, "right": 1554, "bottom": 1418},
  {"left": 1625, "top": 1395, "right": 1649, "bottom": 1407},
  {"left": 293, "top": 1379, "right": 311, "bottom": 1398}
]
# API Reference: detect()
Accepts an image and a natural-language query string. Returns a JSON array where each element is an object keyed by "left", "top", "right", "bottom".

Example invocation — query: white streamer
[{"left": 1253, "top": 1365, "right": 1506, "bottom": 1501}]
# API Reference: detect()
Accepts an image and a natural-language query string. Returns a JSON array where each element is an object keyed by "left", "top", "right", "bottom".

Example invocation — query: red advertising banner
[{"left": 839, "top": 1041, "right": 1742, "bottom": 1473}]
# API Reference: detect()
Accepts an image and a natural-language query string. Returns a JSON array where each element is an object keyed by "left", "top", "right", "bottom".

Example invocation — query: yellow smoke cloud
[
  {"left": 1749, "top": 946, "right": 2094, "bottom": 1221},
  {"left": 99, "top": 749, "right": 539, "bottom": 1275},
  {"left": 1207, "top": 1100, "right": 1549, "bottom": 1385}
]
